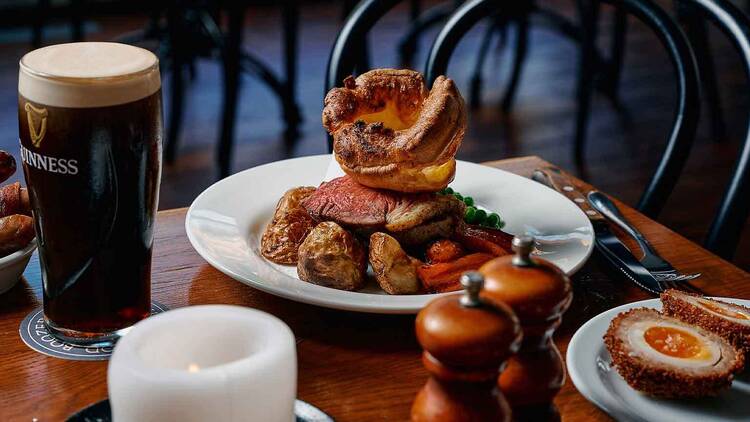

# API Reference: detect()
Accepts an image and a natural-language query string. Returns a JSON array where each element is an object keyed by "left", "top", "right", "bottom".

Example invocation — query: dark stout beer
[{"left": 18, "top": 42, "right": 162, "bottom": 345}]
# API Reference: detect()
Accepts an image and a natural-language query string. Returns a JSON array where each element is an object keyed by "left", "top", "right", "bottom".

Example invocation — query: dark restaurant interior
[
  {"left": 3, "top": 0, "right": 750, "bottom": 421},
  {"left": 0, "top": 0, "right": 745, "bottom": 269}
]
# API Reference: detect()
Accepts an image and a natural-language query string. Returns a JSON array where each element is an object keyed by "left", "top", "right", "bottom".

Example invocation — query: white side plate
[
  {"left": 568, "top": 297, "right": 750, "bottom": 422},
  {"left": 186, "top": 155, "right": 594, "bottom": 313}
]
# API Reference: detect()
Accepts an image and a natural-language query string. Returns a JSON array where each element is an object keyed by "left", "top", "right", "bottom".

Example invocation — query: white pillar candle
[{"left": 108, "top": 305, "right": 296, "bottom": 422}]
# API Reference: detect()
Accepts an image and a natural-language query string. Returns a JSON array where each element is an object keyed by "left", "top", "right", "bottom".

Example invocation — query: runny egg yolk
[
  {"left": 644, "top": 326, "right": 709, "bottom": 359},
  {"left": 700, "top": 300, "right": 749, "bottom": 320}
]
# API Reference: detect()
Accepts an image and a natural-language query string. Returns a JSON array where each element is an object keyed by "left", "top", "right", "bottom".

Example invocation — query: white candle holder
[{"left": 108, "top": 305, "right": 297, "bottom": 422}]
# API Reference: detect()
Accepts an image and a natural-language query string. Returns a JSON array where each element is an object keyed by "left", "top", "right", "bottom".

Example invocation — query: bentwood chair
[
  {"left": 326, "top": 0, "right": 700, "bottom": 215},
  {"left": 329, "top": 0, "right": 627, "bottom": 169},
  {"left": 426, "top": 0, "right": 699, "bottom": 218},
  {"left": 603, "top": 2, "right": 728, "bottom": 144},
  {"left": 429, "top": 0, "right": 750, "bottom": 260},
  {"left": 559, "top": 0, "right": 750, "bottom": 258},
  {"left": 668, "top": 0, "right": 750, "bottom": 259},
  {"left": 327, "top": 0, "right": 528, "bottom": 111}
]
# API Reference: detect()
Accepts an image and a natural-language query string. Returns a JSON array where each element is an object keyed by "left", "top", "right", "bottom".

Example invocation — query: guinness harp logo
[{"left": 25, "top": 103, "right": 48, "bottom": 148}]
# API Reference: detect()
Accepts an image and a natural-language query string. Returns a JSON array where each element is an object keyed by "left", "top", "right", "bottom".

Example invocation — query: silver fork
[{"left": 587, "top": 191, "right": 702, "bottom": 292}]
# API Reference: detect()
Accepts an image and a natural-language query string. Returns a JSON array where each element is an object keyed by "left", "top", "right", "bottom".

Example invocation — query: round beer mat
[
  {"left": 19, "top": 302, "right": 169, "bottom": 361},
  {"left": 66, "top": 398, "right": 334, "bottom": 422}
]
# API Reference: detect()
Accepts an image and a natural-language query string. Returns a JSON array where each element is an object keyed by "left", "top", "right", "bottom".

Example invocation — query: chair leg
[
  {"left": 397, "top": 2, "right": 456, "bottom": 67},
  {"left": 282, "top": 0, "right": 301, "bottom": 148},
  {"left": 676, "top": 2, "right": 727, "bottom": 142},
  {"left": 165, "top": 68, "right": 185, "bottom": 165},
  {"left": 469, "top": 17, "right": 500, "bottom": 109},
  {"left": 501, "top": 12, "right": 529, "bottom": 113},
  {"left": 164, "top": 7, "right": 186, "bottom": 165},
  {"left": 239, "top": 53, "right": 300, "bottom": 126},
  {"left": 70, "top": 0, "right": 85, "bottom": 41},
  {"left": 604, "top": 4, "right": 627, "bottom": 101},
  {"left": 33, "top": 0, "right": 50, "bottom": 48},
  {"left": 217, "top": 4, "right": 245, "bottom": 179},
  {"left": 340, "top": 0, "right": 370, "bottom": 73},
  {"left": 574, "top": 0, "right": 600, "bottom": 168}
]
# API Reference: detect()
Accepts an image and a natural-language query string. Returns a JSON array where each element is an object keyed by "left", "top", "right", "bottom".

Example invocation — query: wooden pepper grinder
[
  {"left": 412, "top": 272, "right": 522, "bottom": 422},
  {"left": 479, "top": 235, "right": 572, "bottom": 422}
]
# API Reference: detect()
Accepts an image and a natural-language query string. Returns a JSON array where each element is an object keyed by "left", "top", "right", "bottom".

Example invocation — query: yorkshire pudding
[{"left": 323, "top": 69, "right": 466, "bottom": 192}]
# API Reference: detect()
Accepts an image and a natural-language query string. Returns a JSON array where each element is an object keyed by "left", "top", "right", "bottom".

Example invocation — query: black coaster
[
  {"left": 19, "top": 302, "right": 169, "bottom": 361},
  {"left": 66, "top": 398, "right": 334, "bottom": 422}
]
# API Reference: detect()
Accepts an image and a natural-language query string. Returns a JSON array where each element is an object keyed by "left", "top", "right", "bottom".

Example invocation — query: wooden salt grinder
[
  {"left": 411, "top": 272, "right": 522, "bottom": 422},
  {"left": 480, "top": 235, "right": 572, "bottom": 422}
]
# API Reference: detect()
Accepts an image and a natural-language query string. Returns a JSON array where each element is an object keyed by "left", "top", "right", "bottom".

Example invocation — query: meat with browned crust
[
  {"left": 604, "top": 308, "right": 743, "bottom": 399},
  {"left": 661, "top": 289, "right": 750, "bottom": 356},
  {"left": 302, "top": 176, "right": 463, "bottom": 244}
]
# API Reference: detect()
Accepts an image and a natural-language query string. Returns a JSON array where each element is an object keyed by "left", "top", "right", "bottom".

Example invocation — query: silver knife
[{"left": 531, "top": 166, "right": 662, "bottom": 294}]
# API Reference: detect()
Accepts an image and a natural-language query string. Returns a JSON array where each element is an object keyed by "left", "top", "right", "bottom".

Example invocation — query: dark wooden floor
[{"left": 1, "top": 0, "right": 747, "bottom": 270}]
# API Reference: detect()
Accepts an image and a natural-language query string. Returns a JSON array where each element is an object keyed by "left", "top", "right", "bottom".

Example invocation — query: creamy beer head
[{"left": 19, "top": 42, "right": 160, "bottom": 108}]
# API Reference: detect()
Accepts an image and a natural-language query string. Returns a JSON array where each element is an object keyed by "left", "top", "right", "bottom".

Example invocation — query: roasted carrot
[
  {"left": 452, "top": 222, "right": 513, "bottom": 256},
  {"left": 425, "top": 239, "right": 466, "bottom": 264},
  {"left": 417, "top": 253, "right": 495, "bottom": 293}
]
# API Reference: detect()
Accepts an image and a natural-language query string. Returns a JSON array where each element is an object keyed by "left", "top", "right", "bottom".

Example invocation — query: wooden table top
[{"left": 1, "top": 155, "right": 748, "bottom": 421}]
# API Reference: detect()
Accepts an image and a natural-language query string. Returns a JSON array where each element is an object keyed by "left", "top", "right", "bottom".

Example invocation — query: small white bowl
[{"left": 0, "top": 238, "right": 37, "bottom": 294}]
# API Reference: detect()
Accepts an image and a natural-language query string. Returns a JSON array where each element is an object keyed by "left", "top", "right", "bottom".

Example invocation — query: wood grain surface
[{"left": 1, "top": 156, "right": 748, "bottom": 421}]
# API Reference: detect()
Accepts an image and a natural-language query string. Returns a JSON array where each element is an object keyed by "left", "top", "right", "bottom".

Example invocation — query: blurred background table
[{"left": 1, "top": 155, "right": 748, "bottom": 421}]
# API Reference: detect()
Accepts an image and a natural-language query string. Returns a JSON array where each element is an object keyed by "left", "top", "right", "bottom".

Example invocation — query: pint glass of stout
[{"left": 18, "top": 43, "right": 162, "bottom": 346}]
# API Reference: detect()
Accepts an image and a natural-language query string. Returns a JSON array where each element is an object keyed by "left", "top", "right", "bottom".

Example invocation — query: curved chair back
[
  {"left": 427, "top": 0, "right": 700, "bottom": 223},
  {"left": 426, "top": 0, "right": 716, "bottom": 254},
  {"left": 682, "top": 0, "right": 750, "bottom": 258}
]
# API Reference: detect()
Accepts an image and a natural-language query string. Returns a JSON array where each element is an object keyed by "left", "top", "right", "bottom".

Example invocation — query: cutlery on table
[
  {"left": 587, "top": 191, "right": 702, "bottom": 287},
  {"left": 530, "top": 166, "right": 690, "bottom": 295}
]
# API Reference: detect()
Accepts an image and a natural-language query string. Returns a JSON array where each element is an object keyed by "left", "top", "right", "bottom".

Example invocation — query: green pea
[
  {"left": 495, "top": 216, "right": 505, "bottom": 229},
  {"left": 453, "top": 192, "right": 463, "bottom": 201},
  {"left": 473, "top": 209, "right": 487, "bottom": 224},
  {"left": 464, "top": 206, "right": 477, "bottom": 223},
  {"left": 463, "top": 196, "right": 474, "bottom": 207},
  {"left": 444, "top": 187, "right": 454, "bottom": 194},
  {"left": 486, "top": 213, "right": 500, "bottom": 227}
]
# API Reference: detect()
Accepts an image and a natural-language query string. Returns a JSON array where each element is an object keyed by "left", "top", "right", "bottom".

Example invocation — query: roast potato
[
  {"left": 261, "top": 186, "right": 317, "bottom": 265},
  {"left": 369, "top": 232, "right": 421, "bottom": 295},
  {"left": 297, "top": 222, "right": 367, "bottom": 291}
]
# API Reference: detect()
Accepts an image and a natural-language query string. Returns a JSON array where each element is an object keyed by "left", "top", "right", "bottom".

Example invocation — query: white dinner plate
[
  {"left": 185, "top": 154, "right": 593, "bottom": 313},
  {"left": 567, "top": 297, "right": 750, "bottom": 422}
]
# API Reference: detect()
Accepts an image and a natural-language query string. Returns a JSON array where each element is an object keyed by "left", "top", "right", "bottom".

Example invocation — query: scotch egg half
[
  {"left": 604, "top": 308, "right": 744, "bottom": 398},
  {"left": 662, "top": 289, "right": 750, "bottom": 355}
]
